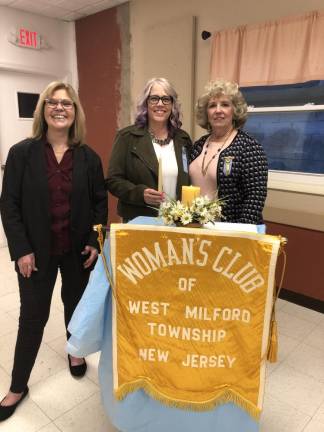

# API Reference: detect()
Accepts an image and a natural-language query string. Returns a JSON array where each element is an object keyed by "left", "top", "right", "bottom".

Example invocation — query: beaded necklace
[
  {"left": 149, "top": 130, "right": 171, "bottom": 146},
  {"left": 201, "top": 129, "right": 233, "bottom": 176}
]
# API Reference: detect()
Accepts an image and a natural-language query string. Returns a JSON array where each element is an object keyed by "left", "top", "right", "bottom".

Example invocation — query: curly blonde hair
[{"left": 196, "top": 79, "right": 248, "bottom": 130}]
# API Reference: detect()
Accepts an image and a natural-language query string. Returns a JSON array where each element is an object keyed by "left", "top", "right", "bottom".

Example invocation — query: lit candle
[
  {"left": 181, "top": 185, "right": 200, "bottom": 205},
  {"left": 158, "top": 157, "right": 163, "bottom": 192}
]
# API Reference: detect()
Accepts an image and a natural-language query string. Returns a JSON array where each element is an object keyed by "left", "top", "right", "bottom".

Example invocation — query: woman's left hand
[{"left": 81, "top": 245, "right": 98, "bottom": 268}]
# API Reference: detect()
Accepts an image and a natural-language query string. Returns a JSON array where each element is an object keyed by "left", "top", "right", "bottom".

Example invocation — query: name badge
[
  {"left": 223, "top": 156, "right": 234, "bottom": 176},
  {"left": 182, "top": 147, "right": 188, "bottom": 173}
]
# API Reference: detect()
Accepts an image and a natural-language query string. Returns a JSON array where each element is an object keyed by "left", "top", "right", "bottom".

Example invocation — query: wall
[
  {"left": 267, "top": 222, "right": 324, "bottom": 302},
  {"left": 75, "top": 3, "right": 130, "bottom": 224},
  {"left": 265, "top": 190, "right": 324, "bottom": 231},
  {"left": 0, "top": 6, "right": 77, "bottom": 82}
]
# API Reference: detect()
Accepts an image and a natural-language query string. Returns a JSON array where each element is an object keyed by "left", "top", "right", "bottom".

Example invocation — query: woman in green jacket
[{"left": 106, "top": 77, "right": 192, "bottom": 222}]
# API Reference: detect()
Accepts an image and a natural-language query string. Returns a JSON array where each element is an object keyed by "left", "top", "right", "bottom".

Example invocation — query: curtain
[{"left": 210, "top": 11, "right": 324, "bottom": 86}]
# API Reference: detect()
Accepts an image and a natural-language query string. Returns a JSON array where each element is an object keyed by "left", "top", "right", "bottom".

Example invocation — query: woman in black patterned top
[{"left": 189, "top": 79, "right": 268, "bottom": 224}]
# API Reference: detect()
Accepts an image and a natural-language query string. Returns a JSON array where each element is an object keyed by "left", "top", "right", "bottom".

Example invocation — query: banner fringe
[{"left": 114, "top": 381, "right": 261, "bottom": 420}]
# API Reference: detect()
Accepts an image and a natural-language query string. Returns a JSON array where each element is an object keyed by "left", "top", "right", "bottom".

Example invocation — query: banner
[{"left": 110, "top": 224, "right": 282, "bottom": 418}]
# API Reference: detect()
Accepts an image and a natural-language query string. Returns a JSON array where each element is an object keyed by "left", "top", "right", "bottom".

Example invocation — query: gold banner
[{"left": 110, "top": 224, "right": 281, "bottom": 418}]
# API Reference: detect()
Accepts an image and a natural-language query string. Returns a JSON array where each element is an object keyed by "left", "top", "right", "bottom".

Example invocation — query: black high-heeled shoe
[
  {"left": 68, "top": 354, "right": 87, "bottom": 377},
  {"left": 0, "top": 387, "right": 29, "bottom": 421}
]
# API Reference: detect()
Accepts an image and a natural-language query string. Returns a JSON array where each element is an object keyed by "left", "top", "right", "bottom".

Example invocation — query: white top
[{"left": 153, "top": 139, "right": 178, "bottom": 199}]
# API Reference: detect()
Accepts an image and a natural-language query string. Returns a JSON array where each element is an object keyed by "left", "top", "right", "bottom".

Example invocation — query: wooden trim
[{"left": 279, "top": 288, "right": 324, "bottom": 314}]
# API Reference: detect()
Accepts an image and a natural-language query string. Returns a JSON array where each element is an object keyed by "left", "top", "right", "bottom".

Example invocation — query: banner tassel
[
  {"left": 267, "top": 317, "right": 278, "bottom": 363},
  {"left": 267, "top": 239, "right": 287, "bottom": 363}
]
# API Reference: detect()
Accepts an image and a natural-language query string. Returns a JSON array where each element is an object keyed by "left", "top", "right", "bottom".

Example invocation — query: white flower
[
  {"left": 180, "top": 212, "right": 193, "bottom": 225},
  {"left": 199, "top": 207, "right": 208, "bottom": 216},
  {"left": 193, "top": 196, "right": 205, "bottom": 206},
  {"left": 162, "top": 201, "right": 172, "bottom": 209},
  {"left": 198, "top": 214, "right": 210, "bottom": 224},
  {"left": 162, "top": 215, "right": 174, "bottom": 225}
]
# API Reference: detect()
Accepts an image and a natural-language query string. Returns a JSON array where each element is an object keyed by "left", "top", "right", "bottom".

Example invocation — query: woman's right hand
[
  {"left": 17, "top": 253, "right": 38, "bottom": 278},
  {"left": 144, "top": 188, "right": 164, "bottom": 206}
]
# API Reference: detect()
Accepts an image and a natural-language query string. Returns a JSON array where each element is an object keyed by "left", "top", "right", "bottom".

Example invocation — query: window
[
  {"left": 241, "top": 81, "right": 324, "bottom": 195},
  {"left": 245, "top": 107, "right": 324, "bottom": 174}
]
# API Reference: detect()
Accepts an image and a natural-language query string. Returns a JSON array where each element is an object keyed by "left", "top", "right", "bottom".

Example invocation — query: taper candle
[
  {"left": 158, "top": 157, "right": 163, "bottom": 192},
  {"left": 181, "top": 185, "right": 200, "bottom": 205}
]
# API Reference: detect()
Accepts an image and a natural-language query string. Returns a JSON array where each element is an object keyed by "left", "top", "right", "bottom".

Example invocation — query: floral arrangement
[{"left": 158, "top": 195, "right": 223, "bottom": 226}]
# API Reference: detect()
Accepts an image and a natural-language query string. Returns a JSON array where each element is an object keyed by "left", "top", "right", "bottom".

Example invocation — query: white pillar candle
[{"left": 158, "top": 157, "right": 163, "bottom": 192}]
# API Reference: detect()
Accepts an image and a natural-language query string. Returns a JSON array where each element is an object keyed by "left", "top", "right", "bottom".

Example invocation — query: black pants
[{"left": 10, "top": 252, "right": 90, "bottom": 393}]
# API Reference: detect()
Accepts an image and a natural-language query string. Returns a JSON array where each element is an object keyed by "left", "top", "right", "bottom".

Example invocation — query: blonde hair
[
  {"left": 196, "top": 79, "right": 248, "bottom": 130},
  {"left": 32, "top": 81, "right": 86, "bottom": 145}
]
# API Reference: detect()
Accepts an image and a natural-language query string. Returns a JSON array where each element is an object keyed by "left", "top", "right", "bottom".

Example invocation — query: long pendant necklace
[{"left": 201, "top": 129, "right": 233, "bottom": 176}]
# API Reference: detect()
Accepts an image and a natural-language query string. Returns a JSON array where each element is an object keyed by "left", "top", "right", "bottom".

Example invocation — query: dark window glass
[
  {"left": 241, "top": 81, "right": 324, "bottom": 174},
  {"left": 241, "top": 80, "right": 324, "bottom": 107},
  {"left": 245, "top": 111, "right": 324, "bottom": 174},
  {"left": 17, "top": 92, "right": 39, "bottom": 118}
]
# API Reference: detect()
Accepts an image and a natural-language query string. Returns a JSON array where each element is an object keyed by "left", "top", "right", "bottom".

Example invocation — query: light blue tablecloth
[{"left": 67, "top": 217, "right": 261, "bottom": 432}]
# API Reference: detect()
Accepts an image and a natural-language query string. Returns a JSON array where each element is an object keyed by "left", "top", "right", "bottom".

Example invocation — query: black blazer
[
  {"left": 0, "top": 138, "right": 108, "bottom": 276},
  {"left": 106, "top": 125, "right": 192, "bottom": 220}
]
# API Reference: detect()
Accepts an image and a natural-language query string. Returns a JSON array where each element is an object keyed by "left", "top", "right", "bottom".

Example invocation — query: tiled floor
[{"left": 0, "top": 244, "right": 324, "bottom": 431}]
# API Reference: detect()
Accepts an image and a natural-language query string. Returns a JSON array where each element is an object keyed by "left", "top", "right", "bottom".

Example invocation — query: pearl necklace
[{"left": 201, "top": 129, "right": 233, "bottom": 176}]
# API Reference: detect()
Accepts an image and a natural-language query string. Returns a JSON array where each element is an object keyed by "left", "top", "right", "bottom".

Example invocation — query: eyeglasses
[
  {"left": 45, "top": 98, "right": 74, "bottom": 110},
  {"left": 147, "top": 95, "right": 173, "bottom": 105}
]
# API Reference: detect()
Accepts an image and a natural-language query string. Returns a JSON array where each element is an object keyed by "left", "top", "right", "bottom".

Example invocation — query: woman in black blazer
[{"left": 0, "top": 81, "right": 107, "bottom": 421}]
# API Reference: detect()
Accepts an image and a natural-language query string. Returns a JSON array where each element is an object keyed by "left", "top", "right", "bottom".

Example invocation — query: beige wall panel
[
  {"left": 265, "top": 190, "right": 324, "bottom": 231},
  {"left": 130, "top": 15, "right": 194, "bottom": 134}
]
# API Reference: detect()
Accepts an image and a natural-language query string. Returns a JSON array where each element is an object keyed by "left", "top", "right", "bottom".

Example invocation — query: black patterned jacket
[{"left": 189, "top": 129, "right": 268, "bottom": 224}]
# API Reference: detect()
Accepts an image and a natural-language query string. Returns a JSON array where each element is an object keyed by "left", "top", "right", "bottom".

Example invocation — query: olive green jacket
[{"left": 106, "top": 125, "right": 192, "bottom": 220}]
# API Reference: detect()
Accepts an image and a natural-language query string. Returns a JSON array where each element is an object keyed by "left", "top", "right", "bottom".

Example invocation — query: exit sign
[
  {"left": 18, "top": 28, "right": 40, "bottom": 49},
  {"left": 7, "top": 27, "right": 49, "bottom": 50}
]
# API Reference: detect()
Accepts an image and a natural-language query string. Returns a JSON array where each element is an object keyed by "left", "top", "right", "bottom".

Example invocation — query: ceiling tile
[
  {"left": 0, "top": 0, "right": 15, "bottom": 5},
  {"left": 77, "top": 1, "right": 112, "bottom": 16},
  {"left": 56, "top": 0, "right": 97, "bottom": 10},
  {"left": 9, "top": 1, "right": 49, "bottom": 14},
  {"left": 61, "top": 11, "right": 86, "bottom": 22},
  {"left": 37, "top": 0, "right": 68, "bottom": 6},
  {"left": 39, "top": 5, "right": 72, "bottom": 19},
  {"left": 2, "top": 0, "right": 128, "bottom": 20}
]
